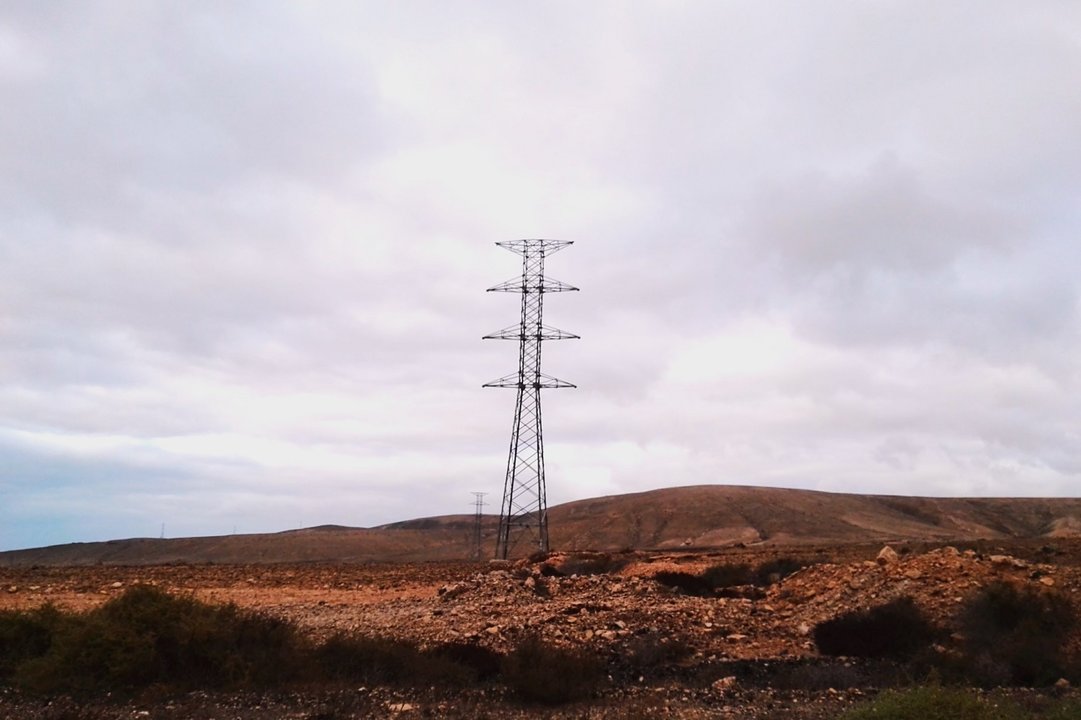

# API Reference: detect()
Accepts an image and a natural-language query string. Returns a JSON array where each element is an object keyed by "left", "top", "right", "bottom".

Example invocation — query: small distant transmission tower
[
  {"left": 484, "top": 239, "right": 578, "bottom": 559},
  {"left": 470, "top": 492, "right": 487, "bottom": 560}
]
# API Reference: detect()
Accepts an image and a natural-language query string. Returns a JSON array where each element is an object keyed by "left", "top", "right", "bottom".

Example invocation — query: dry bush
[
  {"left": 502, "top": 635, "right": 606, "bottom": 704},
  {"left": 958, "top": 581, "right": 1079, "bottom": 687},
  {"left": 814, "top": 597, "right": 941, "bottom": 659},
  {"left": 313, "top": 634, "right": 492, "bottom": 687},
  {"left": 623, "top": 631, "right": 694, "bottom": 676},
  {"left": 655, "top": 558, "right": 812, "bottom": 597},
  {"left": 540, "top": 553, "right": 631, "bottom": 577}
]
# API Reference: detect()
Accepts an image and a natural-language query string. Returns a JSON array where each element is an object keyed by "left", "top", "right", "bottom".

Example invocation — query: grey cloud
[{"left": 3, "top": 2, "right": 1081, "bottom": 550}]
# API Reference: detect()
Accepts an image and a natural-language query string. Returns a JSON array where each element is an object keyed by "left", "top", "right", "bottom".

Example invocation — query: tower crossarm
[
  {"left": 483, "top": 324, "right": 580, "bottom": 341},
  {"left": 486, "top": 276, "right": 579, "bottom": 293},
  {"left": 495, "top": 239, "right": 573, "bottom": 256},
  {"left": 483, "top": 372, "right": 577, "bottom": 389}
]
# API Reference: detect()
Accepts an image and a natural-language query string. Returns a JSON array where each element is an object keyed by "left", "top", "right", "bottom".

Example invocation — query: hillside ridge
[{"left": 5, "top": 484, "right": 1081, "bottom": 566}]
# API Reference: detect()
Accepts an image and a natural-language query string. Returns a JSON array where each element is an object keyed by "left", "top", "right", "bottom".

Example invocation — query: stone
[
  {"left": 438, "top": 583, "right": 469, "bottom": 599},
  {"left": 876, "top": 546, "right": 899, "bottom": 565},
  {"left": 712, "top": 676, "right": 738, "bottom": 691},
  {"left": 1039, "top": 576, "right": 1056, "bottom": 586},
  {"left": 989, "top": 554, "right": 1027, "bottom": 569}
]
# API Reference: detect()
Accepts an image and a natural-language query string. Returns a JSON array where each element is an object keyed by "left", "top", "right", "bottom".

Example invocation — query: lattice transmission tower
[
  {"left": 484, "top": 240, "right": 578, "bottom": 559},
  {"left": 470, "top": 491, "right": 487, "bottom": 560}
]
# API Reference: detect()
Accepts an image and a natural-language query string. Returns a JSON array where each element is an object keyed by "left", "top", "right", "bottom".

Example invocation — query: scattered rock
[
  {"left": 989, "top": 554, "right": 1028, "bottom": 569},
  {"left": 437, "top": 582, "right": 470, "bottom": 600},
  {"left": 712, "top": 675, "right": 738, "bottom": 692},
  {"left": 876, "top": 546, "right": 899, "bottom": 566}
]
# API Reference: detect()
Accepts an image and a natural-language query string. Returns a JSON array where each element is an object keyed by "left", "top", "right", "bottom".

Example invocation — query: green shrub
[
  {"left": 1043, "top": 700, "right": 1081, "bottom": 720},
  {"left": 13, "top": 585, "right": 303, "bottom": 694},
  {"left": 959, "top": 581, "right": 1078, "bottom": 686},
  {"left": 502, "top": 635, "right": 605, "bottom": 704},
  {"left": 840, "top": 686, "right": 1024, "bottom": 720},
  {"left": 814, "top": 597, "right": 941, "bottom": 659},
  {"left": 0, "top": 605, "right": 61, "bottom": 679}
]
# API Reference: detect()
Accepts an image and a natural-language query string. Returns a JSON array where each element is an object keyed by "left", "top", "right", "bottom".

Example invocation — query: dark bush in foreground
[
  {"left": 502, "top": 635, "right": 605, "bottom": 704},
  {"left": 313, "top": 635, "right": 498, "bottom": 687},
  {"left": 0, "top": 606, "right": 60, "bottom": 680},
  {"left": 12, "top": 585, "right": 302, "bottom": 695},
  {"left": 814, "top": 597, "right": 940, "bottom": 659},
  {"left": 959, "top": 581, "right": 1079, "bottom": 686},
  {"left": 5, "top": 586, "right": 617, "bottom": 700}
]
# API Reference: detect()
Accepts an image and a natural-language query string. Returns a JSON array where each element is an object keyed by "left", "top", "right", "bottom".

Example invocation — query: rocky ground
[{"left": 2, "top": 538, "right": 1081, "bottom": 718}]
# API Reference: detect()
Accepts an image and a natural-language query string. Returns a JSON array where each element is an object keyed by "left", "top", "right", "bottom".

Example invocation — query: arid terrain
[
  {"left": 3, "top": 538, "right": 1081, "bottom": 718},
  {"left": 5, "top": 485, "right": 1081, "bottom": 567},
  {"left": 3, "top": 487, "right": 1081, "bottom": 718}
]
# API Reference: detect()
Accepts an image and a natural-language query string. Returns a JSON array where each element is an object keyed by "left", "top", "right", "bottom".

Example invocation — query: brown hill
[{"left": 4, "top": 484, "right": 1081, "bottom": 566}]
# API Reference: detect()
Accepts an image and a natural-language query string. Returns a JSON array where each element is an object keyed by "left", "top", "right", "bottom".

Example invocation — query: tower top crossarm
[{"left": 495, "top": 239, "right": 573, "bottom": 256}]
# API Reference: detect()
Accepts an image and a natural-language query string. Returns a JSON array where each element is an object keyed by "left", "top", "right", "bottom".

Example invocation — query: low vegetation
[
  {"left": 0, "top": 585, "right": 606, "bottom": 704},
  {"left": 501, "top": 634, "right": 607, "bottom": 704},
  {"left": 841, "top": 686, "right": 1081, "bottom": 720},
  {"left": 812, "top": 582, "right": 1081, "bottom": 688},
  {"left": 956, "top": 581, "right": 1079, "bottom": 687},
  {"left": 813, "top": 596, "right": 941, "bottom": 659},
  {"left": 654, "top": 557, "right": 812, "bottom": 597}
]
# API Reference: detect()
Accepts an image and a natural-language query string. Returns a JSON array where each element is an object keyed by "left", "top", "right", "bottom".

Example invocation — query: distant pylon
[
  {"left": 484, "top": 239, "right": 578, "bottom": 559},
  {"left": 470, "top": 492, "right": 487, "bottom": 560}
]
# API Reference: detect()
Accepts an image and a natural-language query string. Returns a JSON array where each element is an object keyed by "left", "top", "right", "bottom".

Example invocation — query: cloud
[{"left": 2, "top": 1, "right": 1080, "bottom": 550}]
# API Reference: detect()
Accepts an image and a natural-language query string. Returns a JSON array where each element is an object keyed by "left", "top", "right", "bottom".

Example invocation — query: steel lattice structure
[{"left": 484, "top": 239, "right": 578, "bottom": 559}]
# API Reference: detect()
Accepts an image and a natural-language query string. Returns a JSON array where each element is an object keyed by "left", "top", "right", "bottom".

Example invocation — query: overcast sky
[{"left": 2, "top": 1, "right": 1080, "bottom": 550}]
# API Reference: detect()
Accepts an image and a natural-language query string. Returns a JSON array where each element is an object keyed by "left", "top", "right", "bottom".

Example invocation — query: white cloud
[{"left": 2, "top": 1, "right": 1081, "bottom": 549}]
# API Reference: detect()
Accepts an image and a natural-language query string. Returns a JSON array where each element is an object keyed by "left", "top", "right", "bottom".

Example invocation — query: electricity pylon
[
  {"left": 470, "top": 492, "right": 487, "bottom": 560},
  {"left": 484, "top": 240, "right": 578, "bottom": 559}
]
